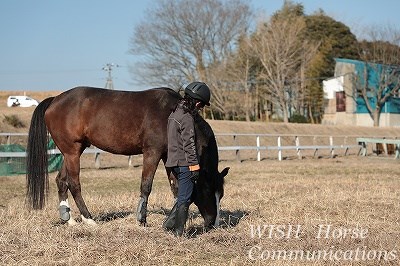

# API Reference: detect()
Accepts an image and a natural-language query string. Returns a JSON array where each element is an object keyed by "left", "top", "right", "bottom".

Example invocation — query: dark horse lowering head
[{"left": 26, "top": 87, "right": 229, "bottom": 228}]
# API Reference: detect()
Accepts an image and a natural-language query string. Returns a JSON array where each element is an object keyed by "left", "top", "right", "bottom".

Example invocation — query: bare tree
[
  {"left": 358, "top": 24, "right": 400, "bottom": 65},
  {"left": 228, "top": 35, "right": 257, "bottom": 121},
  {"left": 354, "top": 24, "right": 400, "bottom": 127},
  {"left": 251, "top": 15, "right": 318, "bottom": 123},
  {"left": 130, "top": 0, "right": 252, "bottom": 91},
  {"left": 205, "top": 35, "right": 257, "bottom": 121}
]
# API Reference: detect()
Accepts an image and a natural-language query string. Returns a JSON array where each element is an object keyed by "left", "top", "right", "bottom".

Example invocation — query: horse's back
[{"left": 45, "top": 86, "right": 180, "bottom": 155}]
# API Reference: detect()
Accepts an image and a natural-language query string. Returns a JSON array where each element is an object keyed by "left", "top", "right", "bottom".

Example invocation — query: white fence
[
  {"left": 0, "top": 133, "right": 105, "bottom": 168},
  {"left": 357, "top": 137, "right": 400, "bottom": 159},
  {"left": 0, "top": 133, "right": 363, "bottom": 166},
  {"left": 214, "top": 133, "right": 362, "bottom": 161}
]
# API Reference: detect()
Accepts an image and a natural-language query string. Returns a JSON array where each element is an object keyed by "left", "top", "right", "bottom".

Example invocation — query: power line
[{"left": 0, "top": 68, "right": 100, "bottom": 75}]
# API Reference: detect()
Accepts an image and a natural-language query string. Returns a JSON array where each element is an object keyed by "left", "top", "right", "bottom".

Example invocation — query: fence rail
[
  {"left": 0, "top": 133, "right": 366, "bottom": 166},
  {"left": 0, "top": 133, "right": 400, "bottom": 164},
  {"left": 357, "top": 137, "right": 400, "bottom": 159},
  {"left": 215, "top": 133, "right": 362, "bottom": 161}
]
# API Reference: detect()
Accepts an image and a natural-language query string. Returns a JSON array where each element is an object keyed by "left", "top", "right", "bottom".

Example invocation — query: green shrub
[{"left": 289, "top": 113, "right": 309, "bottom": 123}]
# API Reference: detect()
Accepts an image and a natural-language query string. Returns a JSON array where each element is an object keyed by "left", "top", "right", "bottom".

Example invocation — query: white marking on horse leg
[
  {"left": 60, "top": 200, "right": 69, "bottom": 209},
  {"left": 81, "top": 215, "right": 97, "bottom": 226},
  {"left": 214, "top": 192, "right": 220, "bottom": 227},
  {"left": 67, "top": 217, "right": 78, "bottom": 226}
]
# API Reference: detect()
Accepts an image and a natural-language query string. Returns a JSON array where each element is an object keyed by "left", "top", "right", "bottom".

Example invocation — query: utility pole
[{"left": 102, "top": 63, "right": 119, "bottom": 90}]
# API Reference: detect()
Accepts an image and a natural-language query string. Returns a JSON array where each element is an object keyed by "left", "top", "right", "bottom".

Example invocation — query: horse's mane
[
  {"left": 194, "top": 115, "right": 214, "bottom": 140},
  {"left": 154, "top": 87, "right": 182, "bottom": 112},
  {"left": 152, "top": 87, "right": 183, "bottom": 98}
]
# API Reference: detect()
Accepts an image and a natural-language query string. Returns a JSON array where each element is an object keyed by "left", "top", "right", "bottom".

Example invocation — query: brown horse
[{"left": 26, "top": 86, "right": 229, "bottom": 228}]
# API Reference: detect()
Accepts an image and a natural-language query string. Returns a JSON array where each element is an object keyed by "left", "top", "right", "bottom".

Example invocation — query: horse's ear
[{"left": 220, "top": 167, "right": 230, "bottom": 179}]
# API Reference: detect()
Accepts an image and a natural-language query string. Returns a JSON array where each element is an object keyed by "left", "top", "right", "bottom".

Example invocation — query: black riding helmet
[{"left": 184, "top": 82, "right": 211, "bottom": 106}]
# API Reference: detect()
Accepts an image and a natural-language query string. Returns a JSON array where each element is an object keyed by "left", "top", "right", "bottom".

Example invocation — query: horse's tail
[{"left": 26, "top": 96, "right": 55, "bottom": 209}]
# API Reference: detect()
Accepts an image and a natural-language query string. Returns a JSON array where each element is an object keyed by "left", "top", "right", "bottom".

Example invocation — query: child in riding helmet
[{"left": 163, "top": 81, "right": 211, "bottom": 237}]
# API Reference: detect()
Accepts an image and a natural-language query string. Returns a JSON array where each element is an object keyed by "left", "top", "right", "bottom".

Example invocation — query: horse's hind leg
[
  {"left": 64, "top": 153, "right": 96, "bottom": 225},
  {"left": 56, "top": 163, "right": 77, "bottom": 225},
  {"left": 137, "top": 151, "right": 161, "bottom": 225}
]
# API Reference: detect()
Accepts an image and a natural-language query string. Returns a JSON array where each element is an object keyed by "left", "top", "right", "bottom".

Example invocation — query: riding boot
[
  {"left": 162, "top": 202, "right": 178, "bottom": 231},
  {"left": 174, "top": 203, "right": 189, "bottom": 237}
]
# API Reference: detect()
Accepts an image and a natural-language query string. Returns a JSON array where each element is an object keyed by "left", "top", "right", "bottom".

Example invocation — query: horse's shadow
[
  {"left": 53, "top": 208, "right": 248, "bottom": 239},
  {"left": 155, "top": 207, "right": 248, "bottom": 238},
  {"left": 95, "top": 208, "right": 248, "bottom": 232},
  {"left": 187, "top": 209, "right": 248, "bottom": 238},
  {"left": 96, "top": 210, "right": 133, "bottom": 222}
]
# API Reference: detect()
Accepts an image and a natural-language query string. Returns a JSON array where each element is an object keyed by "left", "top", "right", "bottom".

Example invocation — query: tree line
[{"left": 130, "top": 0, "right": 400, "bottom": 124}]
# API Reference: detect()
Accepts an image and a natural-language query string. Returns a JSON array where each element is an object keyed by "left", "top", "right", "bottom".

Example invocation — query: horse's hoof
[
  {"left": 67, "top": 218, "right": 78, "bottom": 226},
  {"left": 81, "top": 215, "right": 97, "bottom": 226},
  {"left": 139, "top": 221, "right": 147, "bottom": 227}
]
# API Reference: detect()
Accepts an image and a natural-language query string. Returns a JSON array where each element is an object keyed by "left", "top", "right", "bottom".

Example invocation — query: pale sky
[{"left": 1, "top": 0, "right": 399, "bottom": 91}]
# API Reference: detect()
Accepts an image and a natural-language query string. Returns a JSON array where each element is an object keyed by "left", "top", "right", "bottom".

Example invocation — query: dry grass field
[
  {"left": 0, "top": 90, "right": 399, "bottom": 265},
  {"left": 1, "top": 158, "right": 399, "bottom": 265}
]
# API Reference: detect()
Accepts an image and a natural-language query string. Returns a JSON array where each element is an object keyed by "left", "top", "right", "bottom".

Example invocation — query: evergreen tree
[{"left": 303, "top": 10, "right": 359, "bottom": 122}]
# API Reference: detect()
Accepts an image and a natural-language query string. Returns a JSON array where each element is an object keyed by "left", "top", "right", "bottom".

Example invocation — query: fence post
[
  {"left": 95, "top": 153, "right": 101, "bottom": 169},
  {"left": 313, "top": 136, "right": 318, "bottom": 158},
  {"left": 383, "top": 143, "right": 388, "bottom": 156},
  {"left": 344, "top": 136, "right": 349, "bottom": 156},
  {"left": 233, "top": 134, "right": 241, "bottom": 162},
  {"left": 295, "top": 136, "right": 301, "bottom": 159},
  {"left": 330, "top": 136, "right": 334, "bottom": 158},
  {"left": 256, "top": 135, "right": 261, "bottom": 161},
  {"left": 278, "top": 136, "right": 282, "bottom": 161}
]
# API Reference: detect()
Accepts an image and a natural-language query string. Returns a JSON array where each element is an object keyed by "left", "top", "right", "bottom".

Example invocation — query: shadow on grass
[
  {"left": 149, "top": 207, "right": 248, "bottom": 237},
  {"left": 96, "top": 210, "right": 133, "bottom": 222},
  {"left": 52, "top": 208, "right": 247, "bottom": 239},
  {"left": 186, "top": 209, "right": 248, "bottom": 238},
  {"left": 80, "top": 166, "right": 132, "bottom": 170}
]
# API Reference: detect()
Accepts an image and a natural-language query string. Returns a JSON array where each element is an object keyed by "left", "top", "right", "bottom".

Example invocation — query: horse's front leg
[
  {"left": 65, "top": 154, "right": 96, "bottom": 226},
  {"left": 137, "top": 152, "right": 160, "bottom": 226}
]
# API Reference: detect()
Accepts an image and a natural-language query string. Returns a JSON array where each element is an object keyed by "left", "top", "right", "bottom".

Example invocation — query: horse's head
[
  {"left": 193, "top": 116, "right": 229, "bottom": 229},
  {"left": 193, "top": 166, "right": 229, "bottom": 228}
]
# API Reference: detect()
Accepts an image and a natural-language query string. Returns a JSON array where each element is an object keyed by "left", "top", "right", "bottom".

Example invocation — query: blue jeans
[{"left": 173, "top": 166, "right": 194, "bottom": 207}]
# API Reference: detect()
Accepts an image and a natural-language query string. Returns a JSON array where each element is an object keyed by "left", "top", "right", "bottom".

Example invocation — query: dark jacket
[{"left": 165, "top": 103, "right": 199, "bottom": 167}]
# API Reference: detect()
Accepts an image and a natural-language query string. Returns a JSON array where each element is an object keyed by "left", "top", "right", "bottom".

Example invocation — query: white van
[{"left": 7, "top": 96, "right": 39, "bottom": 107}]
